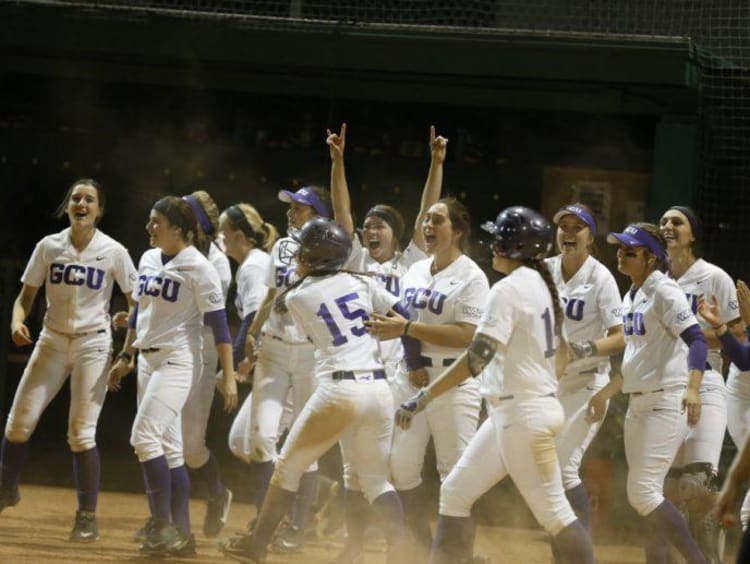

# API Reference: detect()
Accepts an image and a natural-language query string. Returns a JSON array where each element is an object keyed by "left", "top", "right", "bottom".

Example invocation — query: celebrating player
[
  {"left": 594, "top": 223, "right": 708, "bottom": 564},
  {"left": 395, "top": 206, "right": 595, "bottom": 564},
  {"left": 180, "top": 190, "right": 235, "bottom": 538},
  {"left": 222, "top": 217, "right": 421, "bottom": 564},
  {"left": 660, "top": 206, "right": 738, "bottom": 563},
  {"left": 367, "top": 196, "right": 489, "bottom": 556},
  {"left": 108, "top": 196, "right": 238, "bottom": 557},
  {"left": 546, "top": 203, "right": 624, "bottom": 548},
  {"left": 2, "top": 178, "right": 137, "bottom": 542},
  {"left": 236, "top": 185, "right": 331, "bottom": 551}
]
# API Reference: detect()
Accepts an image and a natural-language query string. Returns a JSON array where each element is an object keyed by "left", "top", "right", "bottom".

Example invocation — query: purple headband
[
  {"left": 606, "top": 224, "right": 667, "bottom": 261},
  {"left": 183, "top": 195, "right": 214, "bottom": 235},
  {"left": 278, "top": 186, "right": 330, "bottom": 218},
  {"left": 552, "top": 204, "right": 597, "bottom": 235}
]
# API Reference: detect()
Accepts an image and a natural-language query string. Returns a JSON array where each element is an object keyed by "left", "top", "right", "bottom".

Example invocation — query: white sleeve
[
  {"left": 194, "top": 262, "right": 225, "bottom": 314},
  {"left": 476, "top": 282, "right": 516, "bottom": 346},
  {"left": 712, "top": 268, "right": 740, "bottom": 323},
  {"left": 657, "top": 283, "right": 698, "bottom": 337},
  {"left": 369, "top": 278, "right": 400, "bottom": 314},
  {"left": 20, "top": 239, "right": 48, "bottom": 287},
  {"left": 598, "top": 271, "right": 624, "bottom": 329},
  {"left": 113, "top": 244, "right": 138, "bottom": 295},
  {"left": 344, "top": 235, "right": 365, "bottom": 271},
  {"left": 237, "top": 263, "right": 268, "bottom": 315},
  {"left": 401, "top": 240, "right": 428, "bottom": 268},
  {"left": 212, "top": 249, "right": 232, "bottom": 298},
  {"left": 455, "top": 273, "right": 490, "bottom": 325}
]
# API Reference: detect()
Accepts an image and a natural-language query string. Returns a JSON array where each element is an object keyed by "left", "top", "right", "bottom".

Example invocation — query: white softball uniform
[
  {"left": 671, "top": 259, "right": 734, "bottom": 470},
  {"left": 273, "top": 272, "right": 399, "bottom": 502},
  {"left": 182, "top": 242, "right": 233, "bottom": 468},
  {"left": 545, "top": 255, "right": 623, "bottom": 490},
  {"left": 131, "top": 246, "right": 224, "bottom": 468},
  {"left": 229, "top": 236, "right": 317, "bottom": 467},
  {"left": 347, "top": 237, "right": 427, "bottom": 379},
  {"left": 439, "top": 266, "right": 577, "bottom": 536},
  {"left": 726, "top": 364, "right": 750, "bottom": 527},
  {"left": 620, "top": 270, "right": 698, "bottom": 516},
  {"left": 6, "top": 228, "right": 136, "bottom": 452},
  {"left": 390, "top": 255, "right": 489, "bottom": 489}
]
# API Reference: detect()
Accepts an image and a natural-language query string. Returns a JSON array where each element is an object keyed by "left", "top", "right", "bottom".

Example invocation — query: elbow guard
[{"left": 467, "top": 333, "right": 497, "bottom": 377}]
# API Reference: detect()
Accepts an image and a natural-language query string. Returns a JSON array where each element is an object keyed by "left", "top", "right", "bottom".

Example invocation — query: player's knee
[
  {"left": 67, "top": 419, "right": 97, "bottom": 452},
  {"left": 248, "top": 435, "right": 276, "bottom": 464},
  {"left": 165, "top": 450, "right": 185, "bottom": 469},
  {"left": 359, "top": 477, "right": 393, "bottom": 504},
  {"left": 270, "top": 458, "right": 303, "bottom": 492},
  {"left": 228, "top": 434, "right": 251, "bottom": 464},
  {"left": 130, "top": 420, "right": 163, "bottom": 462},
  {"left": 626, "top": 479, "right": 662, "bottom": 516},
  {"left": 561, "top": 466, "right": 582, "bottom": 492},
  {"left": 4, "top": 423, "right": 32, "bottom": 444},
  {"left": 390, "top": 457, "right": 421, "bottom": 491},
  {"left": 438, "top": 475, "right": 472, "bottom": 518},
  {"left": 183, "top": 445, "right": 210, "bottom": 469}
]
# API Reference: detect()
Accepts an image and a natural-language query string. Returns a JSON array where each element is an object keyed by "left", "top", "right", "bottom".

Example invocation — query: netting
[{"left": 10, "top": 0, "right": 750, "bottom": 273}]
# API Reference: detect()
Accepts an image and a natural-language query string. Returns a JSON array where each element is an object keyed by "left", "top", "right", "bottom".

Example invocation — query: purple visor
[
  {"left": 552, "top": 204, "right": 596, "bottom": 235},
  {"left": 606, "top": 224, "right": 667, "bottom": 260},
  {"left": 278, "top": 186, "right": 330, "bottom": 218}
]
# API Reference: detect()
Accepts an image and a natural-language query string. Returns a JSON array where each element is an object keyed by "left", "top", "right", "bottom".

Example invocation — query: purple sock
[
  {"left": 553, "top": 521, "right": 594, "bottom": 564},
  {"left": 190, "top": 452, "right": 224, "bottom": 500},
  {"left": 141, "top": 456, "right": 171, "bottom": 527},
  {"left": 0, "top": 437, "right": 28, "bottom": 492},
  {"left": 399, "top": 484, "right": 433, "bottom": 549},
  {"left": 372, "top": 491, "right": 406, "bottom": 556},
  {"left": 429, "top": 515, "right": 474, "bottom": 564},
  {"left": 645, "top": 501, "right": 706, "bottom": 564},
  {"left": 565, "top": 484, "right": 591, "bottom": 533},
  {"left": 170, "top": 465, "right": 191, "bottom": 536},
  {"left": 251, "top": 460, "right": 275, "bottom": 510},
  {"left": 72, "top": 447, "right": 100, "bottom": 512},
  {"left": 291, "top": 471, "right": 318, "bottom": 530}
]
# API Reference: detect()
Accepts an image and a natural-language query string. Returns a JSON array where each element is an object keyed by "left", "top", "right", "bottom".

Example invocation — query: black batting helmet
[
  {"left": 295, "top": 217, "right": 352, "bottom": 271},
  {"left": 481, "top": 206, "right": 552, "bottom": 260}
]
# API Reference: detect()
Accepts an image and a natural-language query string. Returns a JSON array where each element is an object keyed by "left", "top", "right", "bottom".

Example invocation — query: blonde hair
[{"left": 223, "top": 203, "right": 279, "bottom": 252}]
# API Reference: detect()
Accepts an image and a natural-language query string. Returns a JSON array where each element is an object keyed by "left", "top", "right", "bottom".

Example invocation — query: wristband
[
  {"left": 117, "top": 351, "right": 133, "bottom": 362},
  {"left": 403, "top": 321, "right": 412, "bottom": 337}
]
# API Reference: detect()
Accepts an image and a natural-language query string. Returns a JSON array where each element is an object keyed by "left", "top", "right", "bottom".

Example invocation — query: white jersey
[
  {"left": 545, "top": 255, "right": 623, "bottom": 391},
  {"left": 235, "top": 248, "right": 271, "bottom": 320},
  {"left": 132, "top": 246, "right": 224, "bottom": 350},
  {"left": 21, "top": 227, "right": 137, "bottom": 334},
  {"left": 401, "top": 255, "right": 489, "bottom": 357},
  {"left": 475, "top": 266, "right": 559, "bottom": 398},
  {"left": 261, "top": 236, "right": 308, "bottom": 343},
  {"left": 674, "top": 258, "right": 739, "bottom": 378},
  {"left": 347, "top": 236, "right": 427, "bottom": 364},
  {"left": 286, "top": 272, "right": 398, "bottom": 378},
  {"left": 620, "top": 270, "right": 698, "bottom": 394}
]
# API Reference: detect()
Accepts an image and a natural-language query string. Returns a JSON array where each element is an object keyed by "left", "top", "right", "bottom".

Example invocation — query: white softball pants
[
  {"left": 727, "top": 365, "right": 750, "bottom": 528},
  {"left": 390, "top": 363, "right": 481, "bottom": 490},
  {"left": 131, "top": 347, "right": 197, "bottom": 467},
  {"left": 181, "top": 331, "right": 218, "bottom": 469},
  {"left": 272, "top": 377, "right": 395, "bottom": 503},
  {"left": 5, "top": 327, "right": 111, "bottom": 452},
  {"left": 439, "top": 395, "right": 577, "bottom": 536},
  {"left": 624, "top": 387, "right": 690, "bottom": 516}
]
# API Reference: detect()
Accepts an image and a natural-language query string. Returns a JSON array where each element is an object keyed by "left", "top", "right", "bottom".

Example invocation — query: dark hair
[
  {"left": 55, "top": 178, "right": 105, "bottom": 223},
  {"left": 635, "top": 222, "right": 669, "bottom": 273},
  {"left": 437, "top": 197, "right": 472, "bottom": 252},
  {"left": 364, "top": 204, "right": 406, "bottom": 251},
  {"left": 153, "top": 196, "right": 198, "bottom": 244},
  {"left": 666, "top": 205, "right": 703, "bottom": 259},
  {"left": 223, "top": 203, "right": 279, "bottom": 253}
]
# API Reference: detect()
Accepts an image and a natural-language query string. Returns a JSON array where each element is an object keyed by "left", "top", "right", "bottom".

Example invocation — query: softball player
[
  {"left": 546, "top": 204, "right": 623, "bottom": 544},
  {"left": 223, "top": 217, "right": 421, "bottom": 564},
  {"left": 367, "top": 197, "right": 489, "bottom": 555},
  {"left": 181, "top": 190, "right": 234, "bottom": 537},
  {"left": 3, "top": 178, "right": 136, "bottom": 542},
  {"left": 234, "top": 186, "right": 330, "bottom": 551},
  {"left": 714, "top": 429, "right": 750, "bottom": 563},
  {"left": 108, "top": 196, "right": 238, "bottom": 557},
  {"left": 395, "top": 206, "right": 595, "bottom": 564},
  {"left": 593, "top": 223, "right": 709, "bottom": 564},
  {"left": 660, "top": 206, "right": 738, "bottom": 562}
]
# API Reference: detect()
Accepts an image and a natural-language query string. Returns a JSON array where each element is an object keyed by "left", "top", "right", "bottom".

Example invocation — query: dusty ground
[{"left": 0, "top": 484, "right": 736, "bottom": 563}]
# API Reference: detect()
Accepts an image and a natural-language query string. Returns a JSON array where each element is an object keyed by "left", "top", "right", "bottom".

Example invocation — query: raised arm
[
  {"left": 412, "top": 125, "right": 447, "bottom": 251},
  {"left": 11, "top": 284, "right": 40, "bottom": 346},
  {"left": 327, "top": 123, "right": 355, "bottom": 236}
]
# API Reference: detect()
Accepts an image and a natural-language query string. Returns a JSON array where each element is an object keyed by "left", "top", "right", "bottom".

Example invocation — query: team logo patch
[
  {"left": 677, "top": 309, "right": 693, "bottom": 322},
  {"left": 209, "top": 292, "right": 222, "bottom": 304},
  {"left": 462, "top": 305, "right": 482, "bottom": 318}
]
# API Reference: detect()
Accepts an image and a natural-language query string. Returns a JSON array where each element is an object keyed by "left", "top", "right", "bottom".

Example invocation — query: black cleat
[
  {"left": 220, "top": 532, "right": 267, "bottom": 563},
  {"left": 272, "top": 524, "right": 306, "bottom": 553},
  {"left": 204, "top": 488, "right": 233, "bottom": 537},
  {"left": 133, "top": 516, "right": 155, "bottom": 543},
  {"left": 138, "top": 522, "right": 188, "bottom": 555},
  {"left": 69, "top": 510, "right": 99, "bottom": 542}
]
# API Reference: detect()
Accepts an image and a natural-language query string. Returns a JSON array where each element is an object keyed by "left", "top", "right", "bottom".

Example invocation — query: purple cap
[
  {"left": 552, "top": 204, "right": 596, "bottom": 235},
  {"left": 606, "top": 224, "right": 667, "bottom": 260},
  {"left": 278, "top": 186, "right": 330, "bottom": 218}
]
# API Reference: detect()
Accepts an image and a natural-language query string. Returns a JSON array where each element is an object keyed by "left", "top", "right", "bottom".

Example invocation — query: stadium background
[{"left": 0, "top": 0, "right": 748, "bottom": 547}]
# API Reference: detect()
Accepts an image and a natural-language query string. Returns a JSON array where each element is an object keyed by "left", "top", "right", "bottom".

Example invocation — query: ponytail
[{"left": 529, "top": 258, "right": 564, "bottom": 340}]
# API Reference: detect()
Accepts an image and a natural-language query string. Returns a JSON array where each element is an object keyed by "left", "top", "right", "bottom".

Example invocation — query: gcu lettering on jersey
[
  {"left": 275, "top": 266, "right": 297, "bottom": 289},
  {"left": 137, "top": 274, "right": 181, "bottom": 302},
  {"left": 49, "top": 263, "right": 105, "bottom": 290},
  {"left": 403, "top": 287, "right": 447, "bottom": 315},
  {"left": 684, "top": 293, "right": 699, "bottom": 314},
  {"left": 375, "top": 273, "right": 400, "bottom": 297},
  {"left": 623, "top": 312, "right": 646, "bottom": 336},
  {"left": 561, "top": 297, "right": 585, "bottom": 321}
]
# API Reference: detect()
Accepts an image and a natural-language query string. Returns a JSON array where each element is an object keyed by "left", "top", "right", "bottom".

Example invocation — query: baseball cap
[
  {"left": 278, "top": 186, "right": 330, "bottom": 218},
  {"left": 606, "top": 224, "right": 667, "bottom": 260},
  {"left": 552, "top": 204, "right": 597, "bottom": 235}
]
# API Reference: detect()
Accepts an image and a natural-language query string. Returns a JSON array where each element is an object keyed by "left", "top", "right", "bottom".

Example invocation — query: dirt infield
[{"left": 0, "top": 484, "right": 734, "bottom": 563}]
